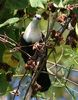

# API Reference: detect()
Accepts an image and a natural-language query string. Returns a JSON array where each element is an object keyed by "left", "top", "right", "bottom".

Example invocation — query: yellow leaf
[
  {"left": 75, "top": 23, "right": 78, "bottom": 36},
  {"left": 2, "top": 50, "right": 19, "bottom": 67}
]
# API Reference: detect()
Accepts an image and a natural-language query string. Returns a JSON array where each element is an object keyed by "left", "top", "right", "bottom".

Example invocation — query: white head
[
  {"left": 33, "top": 14, "right": 41, "bottom": 21},
  {"left": 23, "top": 14, "right": 42, "bottom": 43}
]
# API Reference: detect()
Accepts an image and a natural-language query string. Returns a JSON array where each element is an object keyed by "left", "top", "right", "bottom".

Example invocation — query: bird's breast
[{"left": 23, "top": 28, "right": 42, "bottom": 43}]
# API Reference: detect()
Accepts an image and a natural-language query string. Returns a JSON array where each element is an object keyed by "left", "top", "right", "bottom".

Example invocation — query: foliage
[{"left": 0, "top": 0, "right": 78, "bottom": 100}]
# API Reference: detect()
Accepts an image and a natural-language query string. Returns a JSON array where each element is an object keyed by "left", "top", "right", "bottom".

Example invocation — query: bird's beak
[{"left": 37, "top": 17, "right": 41, "bottom": 20}]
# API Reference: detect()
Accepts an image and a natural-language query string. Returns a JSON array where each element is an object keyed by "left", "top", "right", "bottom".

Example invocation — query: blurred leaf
[
  {"left": 75, "top": 23, "right": 78, "bottom": 36},
  {"left": 0, "top": 43, "right": 5, "bottom": 61},
  {"left": 66, "top": 86, "right": 76, "bottom": 100},
  {"left": 29, "top": 0, "right": 47, "bottom": 8},
  {"left": 0, "top": 7, "right": 13, "bottom": 23},
  {"left": 3, "top": 50, "right": 19, "bottom": 67},
  {"left": 54, "top": 87, "right": 64, "bottom": 98},
  {"left": 26, "top": 6, "right": 37, "bottom": 16},
  {"left": 5, "top": 0, "right": 28, "bottom": 10},
  {"left": 58, "top": 0, "right": 64, "bottom": 8},
  {"left": 0, "top": 73, "right": 11, "bottom": 95},
  {"left": 6, "top": 26, "right": 20, "bottom": 42},
  {"left": 0, "top": 17, "right": 19, "bottom": 28},
  {"left": 73, "top": 8, "right": 78, "bottom": 15},
  {"left": 40, "top": 18, "right": 48, "bottom": 31},
  {"left": 0, "top": 0, "right": 5, "bottom": 10},
  {"left": 63, "top": 46, "right": 78, "bottom": 68},
  {"left": 63, "top": 0, "right": 78, "bottom": 5},
  {"left": 52, "top": 0, "right": 60, "bottom": 4},
  {"left": 53, "top": 82, "right": 64, "bottom": 87}
]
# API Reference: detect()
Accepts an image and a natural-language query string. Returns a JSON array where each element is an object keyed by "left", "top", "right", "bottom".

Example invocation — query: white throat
[{"left": 23, "top": 20, "right": 42, "bottom": 43}]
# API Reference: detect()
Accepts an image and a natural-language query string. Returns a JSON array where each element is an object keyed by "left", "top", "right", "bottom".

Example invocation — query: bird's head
[{"left": 33, "top": 14, "right": 41, "bottom": 21}]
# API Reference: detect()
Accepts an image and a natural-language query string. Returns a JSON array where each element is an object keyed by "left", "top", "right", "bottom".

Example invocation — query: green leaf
[
  {"left": 75, "top": 23, "right": 78, "bottom": 36},
  {"left": 0, "top": 73, "right": 11, "bottom": 95},
  {"left": 29, "top": 0, "right": 47, "bottom": 8},
  {"left": 3, "top": 50, "right": 19, "bottom": 67},
  {"left": 5, "top": 0, "right": 28, "bottom": 10},
  {"left": 0, "top": 17, "right": 19, "bottom": 28},
  {"left": 52, "top": 0, "right": 60, "bottom": 4},
  {"left": 53, "top": 82, "right": 64, "bottom": 87},
  {"left": 0, "top": 43, "right": 5, "bottom": 61},
  {"left": 58, "top": 0, "right": 64, "bottom": 8},
  {"left": 26, "top": 6, "right": 37, "bottom": 15},
  {"left": 63, "top": 0, "right": 78, "bottom": 5}
]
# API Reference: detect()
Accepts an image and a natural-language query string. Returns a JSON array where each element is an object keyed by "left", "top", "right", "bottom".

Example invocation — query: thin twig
[
  {"left": 13, "top": 70, "right": 28, "bottom": 100},
  {"left": 65, "top": 66, "right": 72, "bottom": 85},
  {"left": 58, "top": 17, "right": 71, "bottom": 35},
  {"left": 45, "top": 10, "right": 50, "bottom": 41},
  {"left": 65, "top": 85, "right": 75, "bottom": 100},
  {"left": 24, "top": 48, "right": 47, "bottom": 100},
  {"left": 0, "top": 34, "right": 17, "bottom": 45},
  {"left": 47, "top": 68, "right": 78, "bottom": 87},
  {"left": 48, "top": 46, "right": 64, "bottom": 70},
  {"left": 47, "top": 60, "right": 78, "bottom": 72}
]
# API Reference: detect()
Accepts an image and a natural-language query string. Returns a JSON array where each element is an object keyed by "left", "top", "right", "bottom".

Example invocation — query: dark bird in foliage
[{"left": 20, "top": 14, "right": 51, "bottom": 92}]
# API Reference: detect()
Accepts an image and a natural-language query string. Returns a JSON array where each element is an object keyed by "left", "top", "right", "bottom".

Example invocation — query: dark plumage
[
  {"left": 20, "top": 36, "right": 51, "bottom": 92},
  {"left": 20, "top": 14, "right": 51, "bottom": 92}
]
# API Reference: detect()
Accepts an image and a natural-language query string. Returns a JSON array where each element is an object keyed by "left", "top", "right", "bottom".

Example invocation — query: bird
[{"left": 20, "top": 14, "right": 51, "bottom": 92}]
